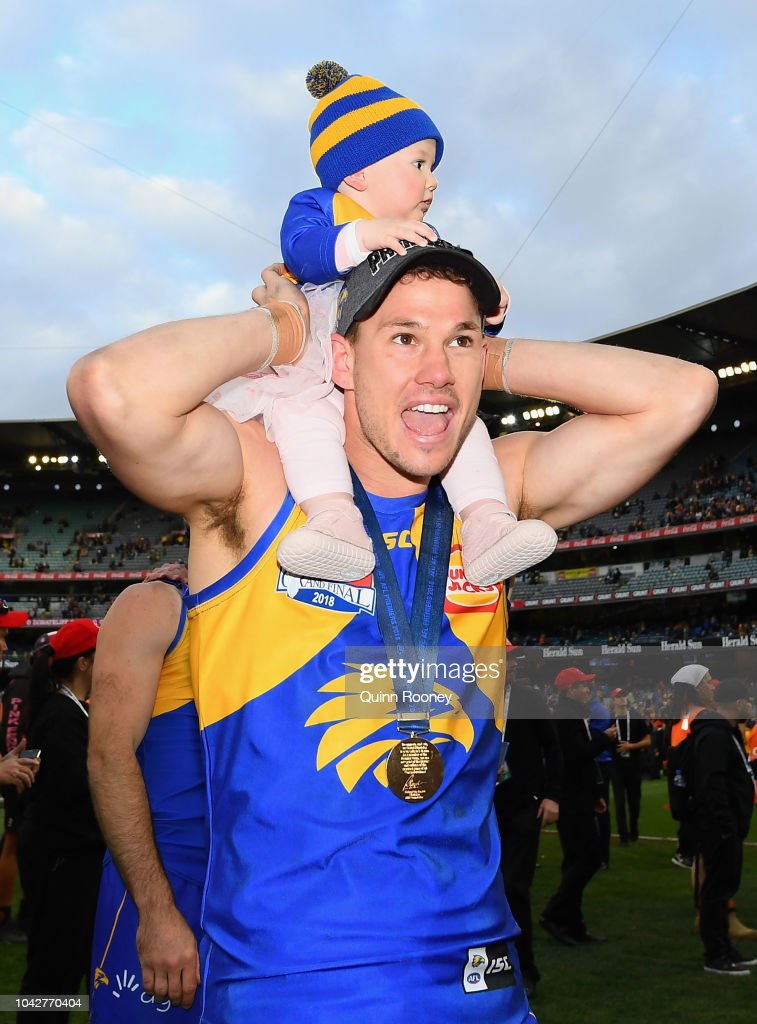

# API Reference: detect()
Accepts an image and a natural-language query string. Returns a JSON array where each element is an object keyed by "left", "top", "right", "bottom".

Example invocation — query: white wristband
[{"left": 502, "top": 338, "right": 516, "bottom": 395}]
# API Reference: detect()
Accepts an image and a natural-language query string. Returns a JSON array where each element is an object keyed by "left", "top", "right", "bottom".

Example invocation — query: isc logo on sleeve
[{"left": 462, "top": 941, "right": 516, "bottom": 993}]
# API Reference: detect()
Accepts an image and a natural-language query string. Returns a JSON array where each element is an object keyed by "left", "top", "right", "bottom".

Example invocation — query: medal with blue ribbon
[{"left": 351, "top": 468, "right": 453, "bottom": 801}]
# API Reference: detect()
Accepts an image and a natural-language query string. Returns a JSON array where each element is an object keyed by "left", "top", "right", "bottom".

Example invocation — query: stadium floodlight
[
  {"left": 41, "top": 455, "right": 49, "bottom": 464},
  {"left": 28, "top": 455, "right": 37, "bottom": 465},
  {"left": 58, "top": 456, "right": 69, "bottom": 465},
  {"left": 750, "top": 361, "right": 757, "bottom": 371},
  {"left": 711, "top": 424, "right": 718, "bottom": 432},
  {"left": 34, "top": 465, "right": 41, "bottom": 472},
  {"left": 74, "top": 483, "right": 81, "bottom": 491},
  {"left": 98, "top": 454, "right": 108, "bottom": 464},
  {"left": 734, "top": 420, "right": 741, "bottom": 428},
  {"left": 523, "top": 411, "right": 531, "bottom": 420},
  {"left": 71, "top": 455, "right": 79, "bottom": 464}
]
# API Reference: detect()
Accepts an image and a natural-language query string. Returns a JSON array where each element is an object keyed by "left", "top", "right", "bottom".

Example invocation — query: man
[
  {"left": 609, "top": 687, "right": 651, "bottom": 845},
  {"left": 588, "top": 687, "right": 613, "bottom": 867},
  {"left": 68, "top": 237, "right": 716, "bottom": 1021},
  {"left": 690, "top": 679, "right": 756, "bottom": 975},
  {"left": 667, "top": 664, "right": 715, "bottom": 868},
  {"left": 88, "top": 570, "right": 207, "bottom": 1021},
  {"left": 540, "top": 667, "right": 616, "bottom": 945},
  {"left": 0, "top": 601, "right": 39, "bottom": 944},
  {"left": 494, "top": 646, "right": 562, "bottom": 998}
]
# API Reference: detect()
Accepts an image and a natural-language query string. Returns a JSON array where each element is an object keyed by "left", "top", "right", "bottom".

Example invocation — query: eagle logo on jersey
[{"left": 304, "top": 664, "right": 477, "bottom": 793}]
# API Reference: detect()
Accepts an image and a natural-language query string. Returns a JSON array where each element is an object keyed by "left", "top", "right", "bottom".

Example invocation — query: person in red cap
[
  {"left": 540, "top": 667, "right": 616, "bottom": 946},
  {"left": 17, "top": 618, "right": 103, "bottom": 1023},
  {"left": 609, "top": 688, "right": 650, "bottom": 846}
]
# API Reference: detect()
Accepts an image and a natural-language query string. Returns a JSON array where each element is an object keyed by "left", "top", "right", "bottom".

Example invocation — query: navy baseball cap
[{"left": 335, "top": 238, "right": 501, "bottom": 337}]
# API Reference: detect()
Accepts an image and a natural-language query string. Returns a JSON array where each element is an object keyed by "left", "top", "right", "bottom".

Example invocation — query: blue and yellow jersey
[
  {"left": 188, "top": 490, "right": 515, "bottom": 977},
  {"left": 135, "top": 593, "right": 208, "bottom": 885}
]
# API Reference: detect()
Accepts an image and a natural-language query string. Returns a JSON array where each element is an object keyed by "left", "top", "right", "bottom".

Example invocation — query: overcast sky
[{"left": 2, "top": 0, "right": 756, "bottom": 421}]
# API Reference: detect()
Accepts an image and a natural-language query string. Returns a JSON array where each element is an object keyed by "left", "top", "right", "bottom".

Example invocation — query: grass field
[{"left": 0, "top": 779, "right": 755, "bottom": 1022}]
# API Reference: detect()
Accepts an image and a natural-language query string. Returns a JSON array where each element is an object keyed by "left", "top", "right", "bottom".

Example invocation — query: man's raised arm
[
  {"left": 67, "top": 267, "right": 308, "bottom": 515},
  {"left": 491, "top": 339, "right": 718, "bottom": 529}
]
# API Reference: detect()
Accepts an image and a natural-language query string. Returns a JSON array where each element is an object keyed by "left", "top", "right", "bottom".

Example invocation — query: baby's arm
[
  {"left": 281, "top": 190, "right": 346, "bottom": 284},
  {"left": 281, "top": 189, "right": 439, "bottom": 282}
]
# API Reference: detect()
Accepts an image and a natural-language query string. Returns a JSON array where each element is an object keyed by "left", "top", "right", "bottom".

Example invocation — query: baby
[{"left": 207, "top": 61, "right": 556, "bottom": 584}]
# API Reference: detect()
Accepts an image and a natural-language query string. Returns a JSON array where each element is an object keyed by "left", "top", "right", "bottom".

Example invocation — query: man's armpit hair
[{"left": 202, "top": 489, "right": 246, "bottom": 555}]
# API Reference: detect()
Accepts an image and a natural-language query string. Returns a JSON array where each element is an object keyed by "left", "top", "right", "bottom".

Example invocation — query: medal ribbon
[{"left": 350, "top": 468, "right": 453, "bottom": 735}]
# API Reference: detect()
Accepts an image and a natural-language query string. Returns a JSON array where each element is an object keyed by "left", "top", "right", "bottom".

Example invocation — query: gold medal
[{"left": 386, "top": 734, "right": 444, "bottom": 802}]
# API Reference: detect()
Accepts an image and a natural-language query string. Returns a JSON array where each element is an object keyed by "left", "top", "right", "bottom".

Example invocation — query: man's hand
[
  {"left": 604, "top": 725, "right": 618, "bottom": 741},
  {"left": 144, "top": 563, "right": 188, "bottom": 586},
  {"left": 617, "top": 740, "right": 634, "bottom": 756},
  {"left": 486, "top": 280, "right": 511, "bottom": 327},
  {"left": 356, "top": 218, "right": 437, "bottom": 256},
  {"left": 137, "top": 903, "right": 200, "bottom": 1010},
  {"left": 594, "top": 797, "right": 608, "bottom": 814},
  {"left": 251, "top": 263, "right": 309, "bottom": 324},
  {"left": 536, "top": 798, "right": 559, "bottom": 826},
  {"left": 0, "top": 742, "right": 39, "bottom": 792}
]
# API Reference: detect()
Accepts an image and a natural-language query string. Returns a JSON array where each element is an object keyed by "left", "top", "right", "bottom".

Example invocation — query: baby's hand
[
  {"left": 485, "top": 280, "right": 511, "bottom": 326},
  {"left": 356, "top": 219, "right": 438, "bottom": 256}
]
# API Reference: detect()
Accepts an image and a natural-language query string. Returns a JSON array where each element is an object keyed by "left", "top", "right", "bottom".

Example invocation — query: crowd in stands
[{"left": 510, "top": 613, "right": 757, "bottom": 648}]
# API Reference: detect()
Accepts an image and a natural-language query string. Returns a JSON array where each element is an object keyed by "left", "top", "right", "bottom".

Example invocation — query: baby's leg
[
  {"left": 442, "top": 417, "right": 557, "bottom": 586},
  {"left": 272, "top": 392, "right": 375, "bottom": 582}
]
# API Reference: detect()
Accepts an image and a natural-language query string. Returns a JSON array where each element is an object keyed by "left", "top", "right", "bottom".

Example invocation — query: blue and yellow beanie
[{"left": 306, "top": 60, "right": 444, "bottom": 191}]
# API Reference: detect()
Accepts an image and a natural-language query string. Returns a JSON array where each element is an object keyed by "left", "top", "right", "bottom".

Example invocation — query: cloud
[{"left": 2, "top": 1, "right": 757, "bottom": 420}]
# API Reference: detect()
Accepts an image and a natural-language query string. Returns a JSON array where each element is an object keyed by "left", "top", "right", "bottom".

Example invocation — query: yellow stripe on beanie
[{"left": 311, "top": 97, "right": 422, "bottom": 169}]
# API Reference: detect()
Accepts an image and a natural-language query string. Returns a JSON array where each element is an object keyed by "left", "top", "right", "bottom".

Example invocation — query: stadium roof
[{"left": 480, "top": 280, "right": 757, "bottom": 416}]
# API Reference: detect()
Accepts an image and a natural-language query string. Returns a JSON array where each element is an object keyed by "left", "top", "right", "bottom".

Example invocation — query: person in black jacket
[
  {"left": 539, "top": 667, "right": 616, "bottom": 946},
  {"left": 17, "top": 619, "right": 104, "bottom": 1023},
  {"left": 494, "top": 649, "right": 563, "bottom": 997},
  {"left": 690, "top": 678, "right": 756, "bottom": 976},
  {"left": 609, "top": 687, "right": 651, "bottom": 845}
]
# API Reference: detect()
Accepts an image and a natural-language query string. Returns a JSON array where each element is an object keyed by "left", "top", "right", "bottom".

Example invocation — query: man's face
[
  {"left": 0, "top": 627, "right": 7, "bottom": 658},
  {"left": 568, "top": 681, "right": 593, "bottom": 705},
  {"left": 696, "top": 674, "right": 715, "bottom": 708},
  {"left": 360, "top": 139, "right": 438, "bottom": 221},
  {"left": 612, "top": 696, "right": 628, "bottom": 714},
  {"left": 334, "top": 275, "right": 486, "bottom": 487}
]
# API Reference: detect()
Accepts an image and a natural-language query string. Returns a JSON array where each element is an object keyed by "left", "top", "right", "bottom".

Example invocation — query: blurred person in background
[
  {"left": 0, "top": 602, "right": 40, "bottom": 943},
  {"left": 690, "top": 678, "right": 757, "bottom": 975},
  {"left": 89, "top": 567, "right": 207, "bottom": 1021},
  {"left": 609, "top": 687, "right": 651, "bottom": 845},
  {"left": 588, "top": 684, "right": 613, "bottom": 868},
  {"left": 17, "top": 619, "right": 103, "bottom": 1023},
  {"left": 540, "top": 667, "right": 616, "bottom": 946},
  {"left": 494, "top": 643, "right": 562, "bottom": 999},
  {"left": 667, "top": 664, "right": 715, "bottom": 869}
]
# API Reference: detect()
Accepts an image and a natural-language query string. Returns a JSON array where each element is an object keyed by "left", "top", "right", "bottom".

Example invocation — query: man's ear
[
  {"left": 331, "top": 332, "right": 355, "bottom": 389},
  {"left": 341, "top": 170, "right": 367, "bottom": 193}
]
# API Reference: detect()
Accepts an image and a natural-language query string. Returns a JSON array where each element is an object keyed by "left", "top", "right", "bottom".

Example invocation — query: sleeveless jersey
[
  {"left": 189, "top": 490, "right": 516, "bottom": 979},
  {"left": 91, "top": 593, "right": 208, "bottom": 1021}
]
